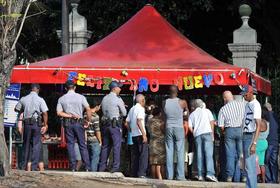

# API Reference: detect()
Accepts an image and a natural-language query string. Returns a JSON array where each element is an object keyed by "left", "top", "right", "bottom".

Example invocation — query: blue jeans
[
  {"left": 88, "top": 141, "right": 101, "bottom": 172},
  {"left": 165, "top": 127, "right": 185, "bottom": 180},
  {"left": 265, "top": 144, "right": 279, "bottom": 183},
  {"left": 243, "top": 133, "right": 257, "bottom": 188},
  {"left": 224, "top": 127, "right": 244, "bottom": 181},
  {"left": 195, "top": 133, "right": 215, "bottom": 177}
]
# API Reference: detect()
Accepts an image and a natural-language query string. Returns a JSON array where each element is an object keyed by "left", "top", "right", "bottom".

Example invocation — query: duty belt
[
  {"left": 63, "top": 118, "right": 84, "bottom": 124},
  {"left": 23, "top": 118, "right": 41, "bottom": 126},
  {"left": 101, "top": 117, "right": 122, "bottom": 128}
]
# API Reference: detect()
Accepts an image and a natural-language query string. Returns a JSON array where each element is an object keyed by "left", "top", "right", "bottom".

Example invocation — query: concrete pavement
[{"left": 42, "top": 171, "right": 280, "bottom": 188}]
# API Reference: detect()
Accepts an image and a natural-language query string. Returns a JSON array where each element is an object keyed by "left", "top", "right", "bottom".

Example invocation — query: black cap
[
  {"left": 109, "top": 81, "right": 123, "bottom": 90},
  {"left": 31, "top": 83, "right": 40, "bottom": 89},
  {"left": 65, "top": 80, "right": 75, "bottom": 88}
]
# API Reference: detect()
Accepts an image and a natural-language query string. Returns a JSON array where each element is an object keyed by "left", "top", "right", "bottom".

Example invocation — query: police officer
[
  {"left": 15, "top": 83, "right": 48, "bottom": 171},
  {"left": 98, "top": 81, "right": 127, "bottom": 172},
  {"left": 56, "top": 80, "right": 91, "bottom": 171}
]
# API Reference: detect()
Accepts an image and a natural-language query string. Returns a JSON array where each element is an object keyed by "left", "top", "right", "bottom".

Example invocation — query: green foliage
[{"left": 0, "top": 13, "right": 21, "bottom": 18}]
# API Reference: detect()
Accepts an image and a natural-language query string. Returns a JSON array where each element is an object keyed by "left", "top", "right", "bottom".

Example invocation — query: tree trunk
[
  {"left": 0, "top": 48, "right": 16, "bottom": 176},
  {"left": 0, "top": 84, "right": 10, "bottom": 176},
  {"left": 0, "top": 0, "right": 28, "bottom": 176}
]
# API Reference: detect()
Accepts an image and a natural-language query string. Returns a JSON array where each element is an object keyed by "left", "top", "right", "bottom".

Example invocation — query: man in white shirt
[
  {"left": 189, "top": 99, "right": 218, "bottom": 182},
  {"left": 240, "top": 85, "right": 262, "bottom": 188},
  {"left": 126, "top": 94, "right": 148, "bottom": 178}
]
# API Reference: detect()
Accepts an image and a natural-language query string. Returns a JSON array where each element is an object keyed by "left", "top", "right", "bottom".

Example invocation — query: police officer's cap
[
  {"left": 109, "top": 81, "right": 123, "bottom": 90},
  {"left": 65, "top": 80, "right": 75, "bottom": 88},
  {"left": 31, "top": 83, "right": 40, "bottom": 89}
]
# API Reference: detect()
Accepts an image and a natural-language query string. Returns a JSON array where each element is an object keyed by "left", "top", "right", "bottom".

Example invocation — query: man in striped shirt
[{"left": 218, "top": 91, "right": 246, "bottom": 182}]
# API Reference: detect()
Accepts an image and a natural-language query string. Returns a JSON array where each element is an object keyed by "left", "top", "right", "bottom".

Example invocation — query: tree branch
[
  {"left": 25, "top": 10, "right": 46, "bottom": 19},
  {"left": 11, "top": 0, "right": 32, "bottom": 50}
]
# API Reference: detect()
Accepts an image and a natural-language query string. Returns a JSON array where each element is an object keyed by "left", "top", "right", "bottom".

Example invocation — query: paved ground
[{"left": 0, "top": 170, "right": 279, "bottom": 188}]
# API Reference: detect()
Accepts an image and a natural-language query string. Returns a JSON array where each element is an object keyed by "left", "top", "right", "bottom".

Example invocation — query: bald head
[
  {"left": 136, "top": 94, "right": 145, "bottom": 107},
  {"left": 223, "top": 91, "right": 234, "bottom": 104}
]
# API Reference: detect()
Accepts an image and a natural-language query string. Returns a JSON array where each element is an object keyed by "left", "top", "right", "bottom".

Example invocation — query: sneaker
[
  {"left": 195, "top": 176, "right": 205, "bottom": 181},
  {"left": 139, "top": 176, "right": 147, "bottom": 179},
  {"left": 206, "top": 175, "right": 218, "bottom": 182},
  {"left": 226, "top": 177, "right": 232, "bottom": 182},
  {"left": 241, "top": 177, "right": 247, "bottom": 183}
]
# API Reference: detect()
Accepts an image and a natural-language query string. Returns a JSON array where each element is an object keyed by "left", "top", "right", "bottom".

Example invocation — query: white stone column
[
  {"left": 228, "top": 4, "right": 261, "bottom": 100},
  {"left": 57, "top": 2, "right": 92, "bottom": 53},
  {"left": 228, "top": 4, "right": 261, "bottom": 72}
]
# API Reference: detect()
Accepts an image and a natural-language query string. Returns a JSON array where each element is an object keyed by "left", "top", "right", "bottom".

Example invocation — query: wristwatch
[{"left": 252, "top": 141, "right": 257, "bottom": 145}]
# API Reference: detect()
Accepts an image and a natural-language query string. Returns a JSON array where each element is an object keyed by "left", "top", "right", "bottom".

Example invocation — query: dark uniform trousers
[
  {"left": 23, "top": 123, "right": 42, "bottom": 171},
  {"left": 65, "top": 122, "right": 91, "bottom": 170},
  {"left": 99, "top": 121, "right": 122, "bottom": 172},
  {"left": 132, "top": 136, "right": 149, "bottom": 177}
]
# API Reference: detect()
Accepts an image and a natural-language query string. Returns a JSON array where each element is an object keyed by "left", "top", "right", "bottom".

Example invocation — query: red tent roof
[{"left": 11, "top": 5, "right": 271, "bottom": 95}]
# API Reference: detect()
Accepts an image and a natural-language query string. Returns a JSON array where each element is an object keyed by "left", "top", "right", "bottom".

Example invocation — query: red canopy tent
[{"left": 11, "top": 5, "right": 271, "bottom": 95}]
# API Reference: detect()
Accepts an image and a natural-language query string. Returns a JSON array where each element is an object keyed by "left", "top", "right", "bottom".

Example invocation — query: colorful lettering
[
  {"left": 76, "top": 73, "right": 86, "bottom": 86},
  {"left": 194, "top": 75, "right": 203, "bottom": 88},
  {"left": 183, "top": 76, "right": 194, "bottom": 90},
  {"left": 138, "top": 78, "right": 148, "bottom": 92},
  {"left": 214, "top": 73, "right": 224, "bottom": 85},
  {"left": 203, "top": 74, "right": 213, "bottom": 88},
  {"left": 102, "top": 78, "right": 112, "bottom": 90},
  {"left": 150, "top": 79, "right": 159, "bottom": 92}
]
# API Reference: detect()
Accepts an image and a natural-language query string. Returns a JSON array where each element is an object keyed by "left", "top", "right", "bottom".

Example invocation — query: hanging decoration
[
  {"left": 77, "top": 73, "right": 87, "bottom": 86},
  {"left": 129, "top": 79, "right": 138, "bottom": 91},
  {"left": 150, "top": 79, "right": 159, "bottom": 92},
  {"left": 102, "top": 78, "right": 113, "bottom": 90},
  {"left": 138, "top": 77, "right": 149, "bottom": 92},
  {"left": 230, "top": 72, "right": 236, "bottom": 79},
  {"left": 85, "top": 75, "right": 95, "bottom": 87},
  {"left": 121, "top": 70, "right": 128, "bottom": 77},
  {"left": 173, "top": 77, "right": 183, "bottom": 91},
  {"left": 194, "top": 75, "right": 203, "bottom": 88},
  {"left": 213, "top": 73, "right": 224, "bottom": 85},
  {"left": 68, "top": 71, "right": 77, "bottom": 81},
  {"left": 61, "top": 70, "right": 242, "bottom": 92},
  {"left": 96, "top": 79, "right": 102, "bottom": 90},
  {"left": 183, "top": 76, "right": 194, "bottom": 90},
  {"left": 203, "top": 74, "right": 213, "bottom": 88}
]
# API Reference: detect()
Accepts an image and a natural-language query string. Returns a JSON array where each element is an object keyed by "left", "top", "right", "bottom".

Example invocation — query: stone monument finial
[
  {"left": 239, "top": 4, "right": 252, "bottom": 29},
  {"left": 239, "top": 4, "right": 252, "bottom": 17}
]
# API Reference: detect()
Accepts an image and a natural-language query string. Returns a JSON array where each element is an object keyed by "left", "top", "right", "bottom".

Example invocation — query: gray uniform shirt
[
  {"left": 101, "top": 92, "right": 127, "bottom": 119},
  {"left": 15, "top": 91, "right": 49, "bottom": 119},
  {"left": 56, "top": 90, "right": 89, "bottom": 117}
]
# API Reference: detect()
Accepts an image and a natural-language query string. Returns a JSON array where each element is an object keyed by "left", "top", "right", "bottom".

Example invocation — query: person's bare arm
[
  {"left": 57, "top": 111, "right": 76, "bottom": 118},
  {"left": 137, "top": 118, "right": 147, "bottom": 143},
  {"left": 180, "top": 100, "right": 188, "bottom": 109},
  {"left": 84, "top": 106, "right": 92, "bottom": 128},
  {"left": 210, "top": 120, "right": 215, "bottom": 141},
  {"left": 95, "top": 131, "right": 102, "bottom": 145},
  {"left": 183, "top": 120, "right": 189, "bottom": 136},
  {"left": 41, "top": 112, "right": 48, "bottom": 134},
  {"left": 250, "top": 119, "right": 262, "bottom": 155}
]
